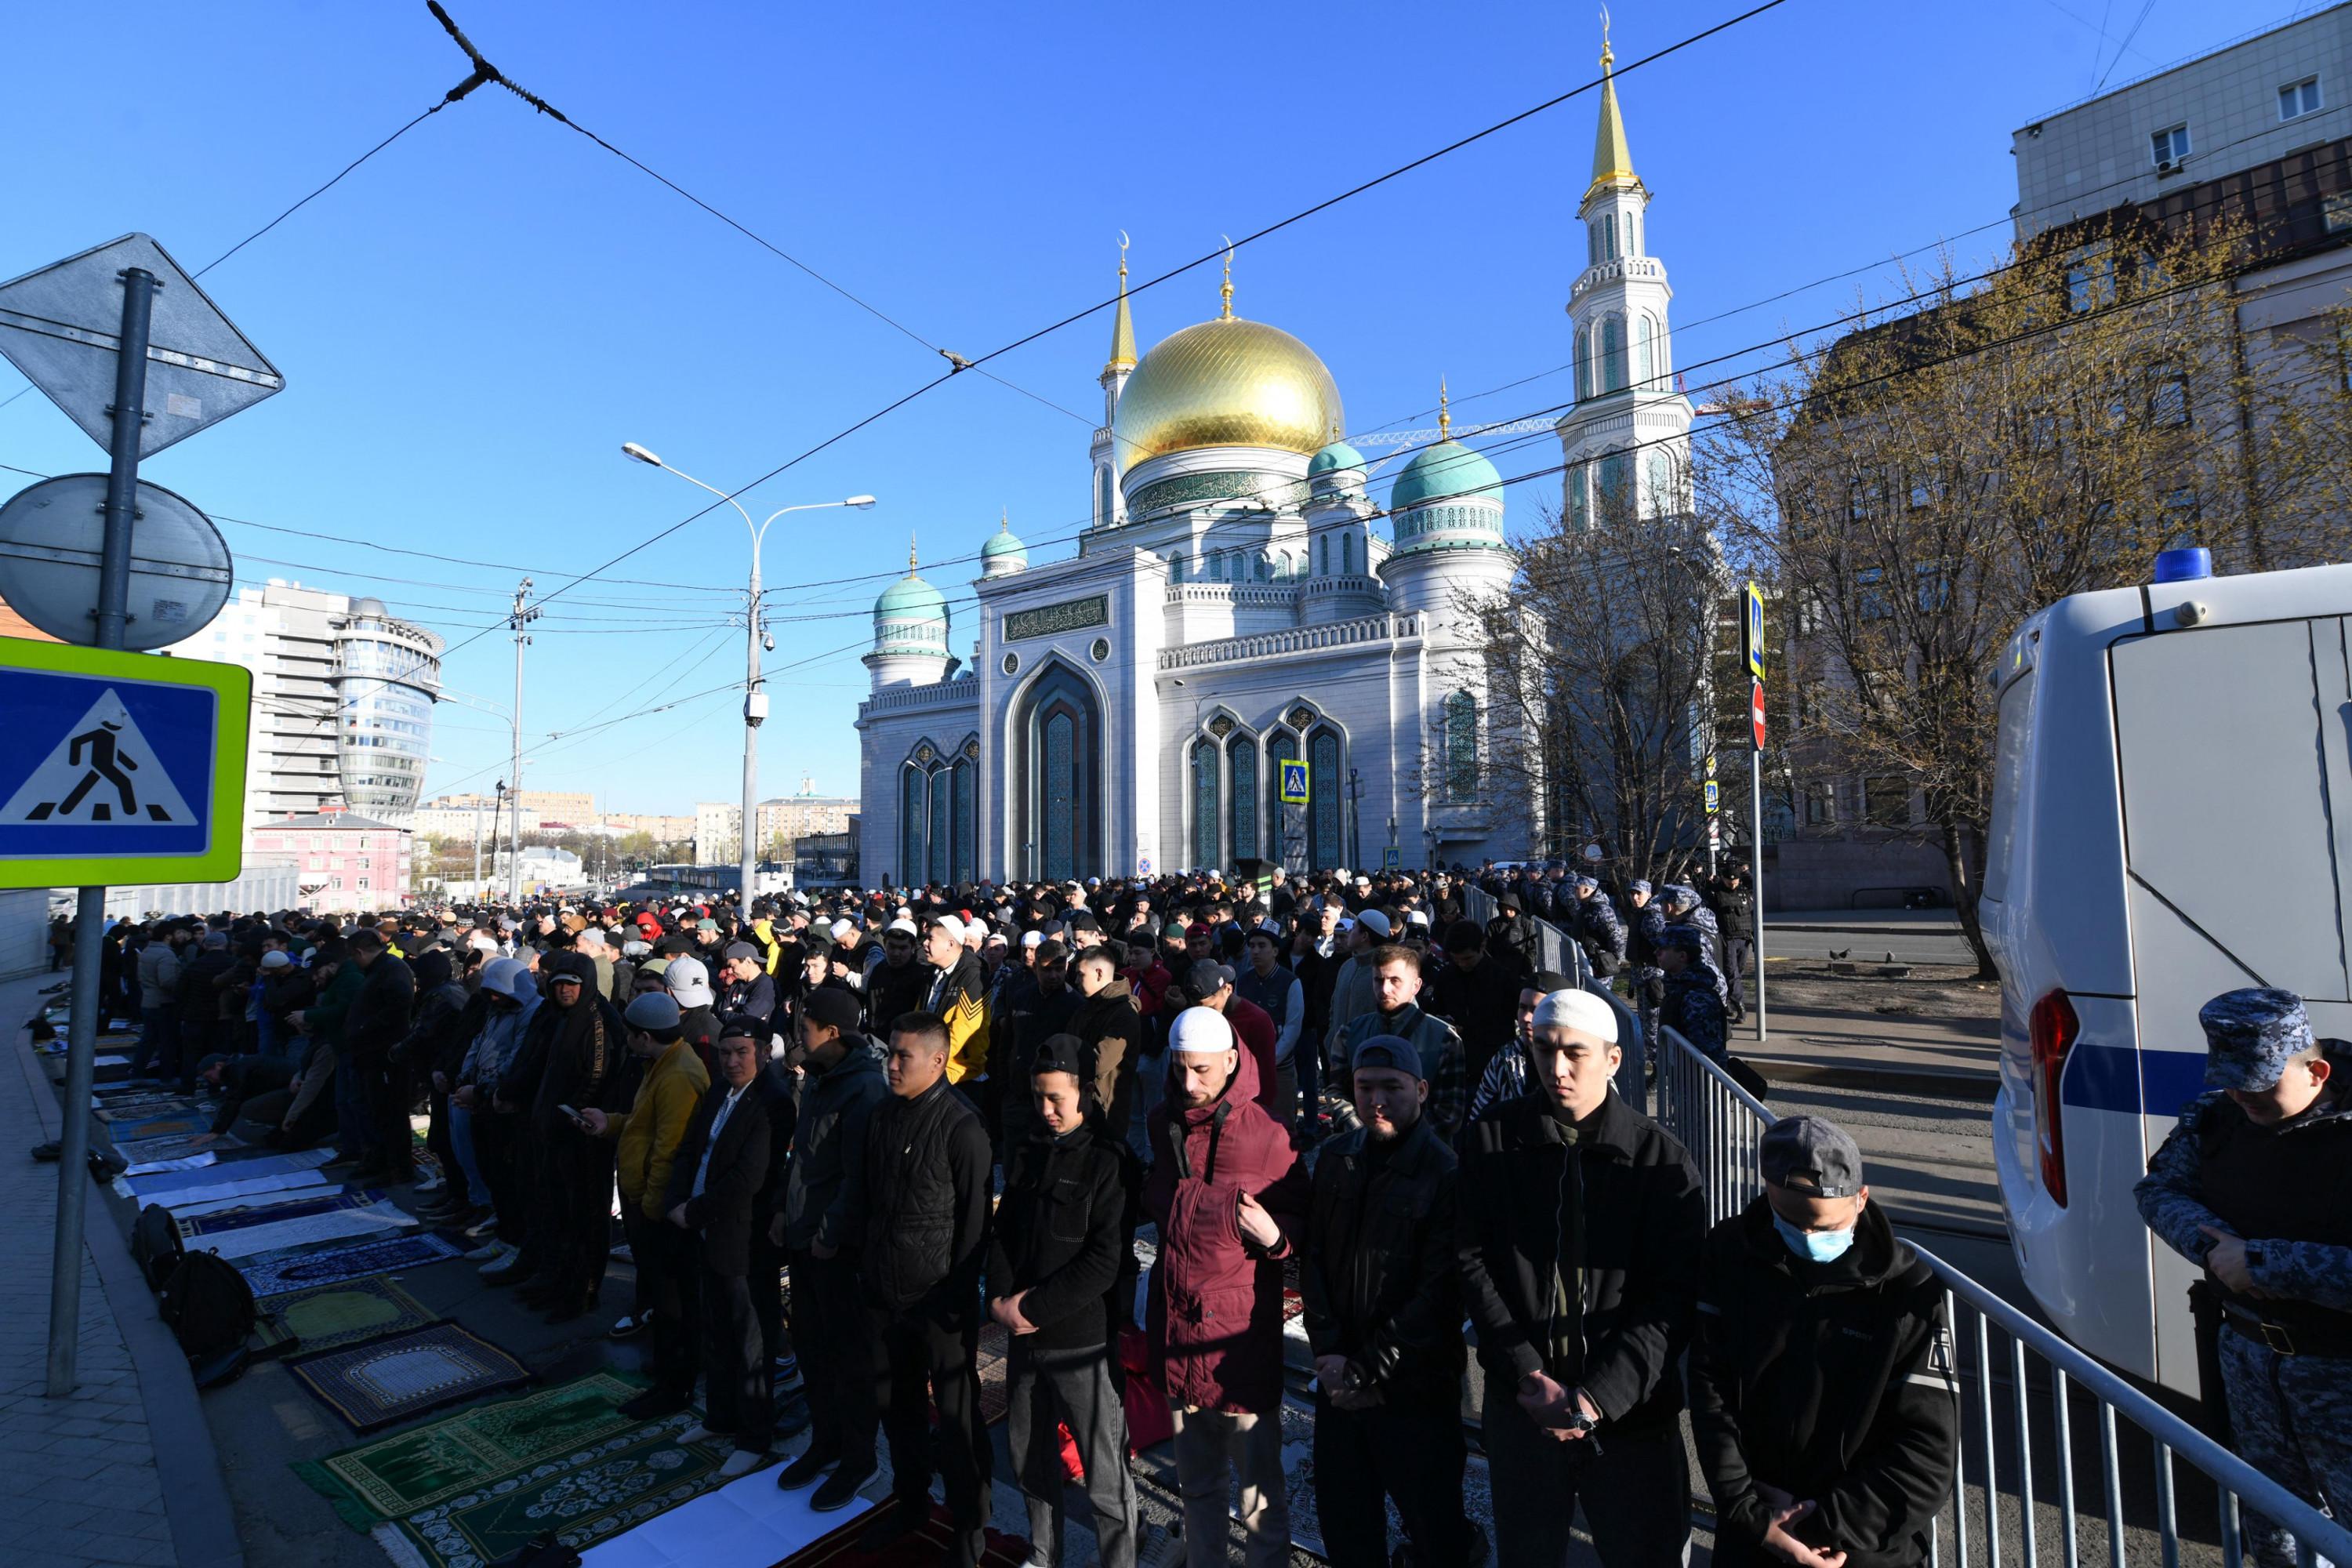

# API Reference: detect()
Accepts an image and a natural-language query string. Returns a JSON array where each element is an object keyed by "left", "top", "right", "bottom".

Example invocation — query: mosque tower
[
  {"left": 864, "top": 535, "right": 955, "bottom": 690},
  {"left": 980, "top": 510, "right": 1029, "bottom": 579},
  {"left": 1555, "top": 21, "right": 1693, "bottom": 529},
  {"left": 1088, "top": 238, "right": 1138, "bottom": 532},
  {"left": 1379, "top": 379, "right": 1514, "bottom": 618}
]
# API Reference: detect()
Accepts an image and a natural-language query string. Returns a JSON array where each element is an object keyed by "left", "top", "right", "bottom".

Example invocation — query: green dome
[
  {"left": 1308, "top": 438, "right": 1365, "bottom": 477},
  {"left": 874, "top": 573, "right": 946, "bottom": 619},
  {"left": 1390, "top": 441, "right": 1503, "bottom": 511},
  {"left": 981, "top": 527, "right": 1027, "bottom": 560}
]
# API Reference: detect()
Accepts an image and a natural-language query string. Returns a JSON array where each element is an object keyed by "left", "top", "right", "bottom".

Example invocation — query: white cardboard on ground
[{"left": 578, "top": 1454, "right": 873, "bottom": 1568}]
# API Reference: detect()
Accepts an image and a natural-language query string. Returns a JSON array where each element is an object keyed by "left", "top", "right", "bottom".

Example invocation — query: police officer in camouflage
[
  {"left": 2136, "top": 987, "right": 2352, "bottom": 1568},
  {"left": 1626, "top": 880, "right": 1668, "bottom": 1055},
  {"left": 1569, "top": 875, "right": 1627, "bottom": 980},
  {"left": 1657, "top": 926, "right": 1728, "bottom": 1065}
]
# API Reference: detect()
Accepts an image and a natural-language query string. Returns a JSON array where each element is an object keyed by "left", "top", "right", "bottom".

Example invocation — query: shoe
[
  {"left": 465, "top": 1239, "right": 506, "bottom": 1262},
  {"left": 814, "top": 1461, "right": 879, "bottom": 1515},
  {"left": 772, "top": 1354, "right": 803, "bottom": 1394},
  {"left": 675, "top": 1422, "right": 718, "bottom": 1446},
  {"left": 412, "top": 1171, "right": 446, "bottom": 1194},
  {"left": 417, "top": 1195, "right": 470, "bottom": 1221},
  {"left": 463, "top": 1214, "right": 499, "bottom": 1242},
  {"left": 773, "top": 1446, "right": 839, "bottom": 1491},
  {"left": 480, "top": 1251, "right": 531, "bottom": 1284},
  {"left": 619, "top": 1388, "right": 691, "bottom": 1422},
  {"left": 607, "top": 1312, "right": 649, "bottom": 1341},
  {"left": 716, "top": 1448, "right": 768, "bottom": 1480}
]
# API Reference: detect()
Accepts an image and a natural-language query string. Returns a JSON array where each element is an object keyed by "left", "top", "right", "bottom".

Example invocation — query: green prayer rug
[
  {"left": 288, "top": 1321, "right": 532, "bottom": 1433},
  {"left": 252, "top": 1277, "right": 436, "bottom": 1359}
]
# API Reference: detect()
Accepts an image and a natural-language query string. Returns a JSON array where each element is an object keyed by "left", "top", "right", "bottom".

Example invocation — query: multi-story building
[
  {"left": 251, "top": 808, "right": 414, "bottom": 907},
  {"left": 692, "top": 791, "right": 858, "bottom": 866},
  {"left": 164, "top": 581, "right": 442, "bottom": 842},
  {"left": 601, "top": 811, "right": 698, "bottom": 843}
]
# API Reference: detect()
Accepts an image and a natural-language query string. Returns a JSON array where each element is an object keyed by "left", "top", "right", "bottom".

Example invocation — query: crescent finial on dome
[{"left": 1219, "top": 234, "right": 1235, "bottom": 320}]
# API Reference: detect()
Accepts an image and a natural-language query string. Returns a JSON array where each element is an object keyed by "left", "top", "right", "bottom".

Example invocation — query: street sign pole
[
  {"left": 1751, "top": 741, "right": 1768, "bottom": 1044},
  {"left": 49, "top": 267, "right": 154, "bottom": 1396}
]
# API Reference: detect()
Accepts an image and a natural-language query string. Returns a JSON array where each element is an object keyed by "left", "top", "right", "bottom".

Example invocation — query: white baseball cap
[{"left": 925, "top": 913, "right": 967, "bottom": 944}]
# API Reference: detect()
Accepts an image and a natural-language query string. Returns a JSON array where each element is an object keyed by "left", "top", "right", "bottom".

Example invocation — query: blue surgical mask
[{"left": 1773, "top": 1212, "right": 1857, "bottom": 1264}]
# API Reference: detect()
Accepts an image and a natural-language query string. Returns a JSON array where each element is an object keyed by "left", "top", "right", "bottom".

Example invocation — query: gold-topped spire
[
  {"left": 1108, "top": 231, "right": 1137, "bottom": 370},
  {"left": 1218, "top": 234, "right": 1235, "bottom": 320},
  {"left": 908, "top": 533, "right": 919, "bottom": 573},
  {"left": 998, "top": 508, "right": 1010, "bottom": 533},
  {"left": 1439, "top": 376, "right": 1451, "bottom": 441},
  {"left": 1588, "top": 9, "right": 1639, "bottom": 201}
]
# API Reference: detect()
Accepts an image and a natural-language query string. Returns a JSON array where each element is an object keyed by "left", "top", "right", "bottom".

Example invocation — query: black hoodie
[{"left": 1688, "top": 1196, "right": 1959, "bottom": 1568}]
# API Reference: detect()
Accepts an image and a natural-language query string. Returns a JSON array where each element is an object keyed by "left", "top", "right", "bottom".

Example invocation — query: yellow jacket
[{"left": 602, "top": 1039, "right": 710, "bottom": 1220}]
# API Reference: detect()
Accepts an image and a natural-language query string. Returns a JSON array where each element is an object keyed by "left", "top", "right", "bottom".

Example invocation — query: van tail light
[{"left": 2030, "top": 989, "right": 2079, "bottom": 1208}]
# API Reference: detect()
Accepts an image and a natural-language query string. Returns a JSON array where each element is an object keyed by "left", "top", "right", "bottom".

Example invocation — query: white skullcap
[
  {"left": 1533, "top": 988, "right": 1619, "bottom": 1045},
  {"left": 830, "top": 919, "right": 855, "bottom": 941},
  {"left": 1168, "top": 1007, "right": 1237, "bottom": 1054}
]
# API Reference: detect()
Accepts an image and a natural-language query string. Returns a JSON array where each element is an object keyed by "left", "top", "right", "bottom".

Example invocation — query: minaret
[
  {"left": 1555, "top": 18, "right": 1692, "bottom": 528},
  {"left": 1090, "top": 234, "right": 1137, "bottom": 531}
]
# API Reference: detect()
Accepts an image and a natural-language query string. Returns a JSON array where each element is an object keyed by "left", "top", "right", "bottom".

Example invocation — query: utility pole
[
  {"left": 506, "top": 578, "right": 539, "bottom": 905},
  {"left": 471, "top": 798, "right": 484, "bottom": 894},
  {"left": 740, "top": 564, "right": 768, "bottom": 914}
]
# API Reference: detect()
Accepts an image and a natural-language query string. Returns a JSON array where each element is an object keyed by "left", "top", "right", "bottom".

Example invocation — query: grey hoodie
[{"left": 459, "top": 957, "right": 540, "bottom": 1093}]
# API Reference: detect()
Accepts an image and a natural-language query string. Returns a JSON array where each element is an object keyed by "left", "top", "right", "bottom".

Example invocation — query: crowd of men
[{"left": 57, "top": 855, "right": 2351, "bottom": 1567}]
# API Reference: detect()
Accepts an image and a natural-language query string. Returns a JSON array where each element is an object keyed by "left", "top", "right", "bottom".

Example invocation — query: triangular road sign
[{"left": 0, "top": 686, "right": 198, "bottom": 826}]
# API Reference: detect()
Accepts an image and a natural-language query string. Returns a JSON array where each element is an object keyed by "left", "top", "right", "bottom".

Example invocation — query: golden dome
[{"left": 1111, "top": 316, "right": 1345, "bottom": 466}]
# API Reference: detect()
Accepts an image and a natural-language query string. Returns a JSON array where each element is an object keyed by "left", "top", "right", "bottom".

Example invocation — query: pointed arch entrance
[{"left": 1011, "top": 658, "right": 1104, "bottom": 882}]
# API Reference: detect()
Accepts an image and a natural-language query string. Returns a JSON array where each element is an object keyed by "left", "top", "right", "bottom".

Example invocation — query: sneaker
[
  {"left": 463, "top": 1214, "right": 499, "bottom": 1241},
  {"left": 464, "top": 1239, "right": 506, "bottom": 1262},
  {"left": 607, "top": 1312, "right": 650, "bottom": 1341},
  {"left": 812, "top": 1461, "right": 878, "bottom": 1515},
  {"left": 412, "top": 1173, "right": 446, "bottom": 1195},
  {"left": 479, "top": 1249, "right": 531, "bottom": 1283},
  {"left": 675, "top": 1423, "right": 718, "bottom": 1446},
  {"left": 715, "top": 1448, "right": 768, "bottom": 1480},
  {"left": 774, "top": 1445, "right": 837, "bottom": 1491}
]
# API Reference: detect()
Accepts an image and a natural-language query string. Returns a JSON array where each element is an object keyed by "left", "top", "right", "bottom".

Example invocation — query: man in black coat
[
  {"left": 852, "top": 1011, "right": 994, "bottom": 1566},
  {"left": 663, "top": 1029, "right": 776, "bottom": 1480},
  {"left": 1303, "top": 1036, "right": 1477, "bottom": 1568},
  {"left": 339, "top": 929, "right": 416, "bottom": 1184},
  {"left": 1458, "top": 986, "right": 1706, "bottom": 1567},
  {"left": 771, "top": 987, "right": 889, "bottom": 1511},
  {"left": 987, "top": 1035, "right": 1138, "bottom": 1568},
  {"left": 1690, "top": 1116, "right": 1958, "bottom": 1568},
  {"left": 1426, "top": 919, "right": 1525, "bottom": 1094}
]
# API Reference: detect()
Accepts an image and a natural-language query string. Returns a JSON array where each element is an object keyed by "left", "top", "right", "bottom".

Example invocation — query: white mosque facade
[{"left": 855, "top": 40, "right": 1690, "bottom": 886}]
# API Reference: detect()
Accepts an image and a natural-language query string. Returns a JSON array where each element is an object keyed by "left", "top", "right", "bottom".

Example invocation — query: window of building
[
  {"left": 1804, "top": 782, "right": 1836, "bottom": 826},
  {"left": 1865, "top": 775, "right": 1910, "bottom": 829},
  {"left": 2163, "top": 487, "right": 2201, "bottom": 547},
  {"left": 2151, "top": 123, "right": 2190, "bottom": 168},
  {"left": 358, "top": 877, "right": 369, "bottom": 891},
  {"left": 1635, "top": 316, "right": 1654, "bottom": 388},
  {"left": 1443, "top": 691, "right": 1478, "bottom": 803},
  {"left": 1847, "top": 477, "right": 1880, "bottom": 521},
  {"left": 1856, "top": 567, "right": 1892, "bottom": 621},
  {"left": 1599, "top": 316, "right": 1627, "bottom": 394},
  {"left": 1907, "top": 462, "right": 1945, "bottom": 508},
  {"left": 2148, "top": 365, "right": 2190, "bottom": 426},
  {"left": 1192, "top": 739, "right": 1220, "bottom": 869},
  {"left": 2327, "top": 192, "right": 2352, "bottom": 236},
  {"left": 1596, "top": 452, "right": 1632, "bottom": 526},
  {"left": 1915, "top": 561, "right": 1950, "bottom": 612},
  {"left": 1319, "top": 536, "right": 1329, "bottom": 573},
  {"left": 2065, "top": 244, "right": 2115, "bottom": 313},
  {"left": 1566, "top": 463, "right": 1590, "bottom": 530},
  {"left": 2281, "top": 77, "right": 2323, "bottom": 121}
]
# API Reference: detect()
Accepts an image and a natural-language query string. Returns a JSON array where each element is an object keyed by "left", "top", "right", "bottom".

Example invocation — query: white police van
[{"left": 1982, "top": 550, "right": 2352, "bottom": 1394}]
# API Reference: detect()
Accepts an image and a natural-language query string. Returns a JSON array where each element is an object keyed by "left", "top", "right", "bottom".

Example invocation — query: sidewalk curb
[
  {"left": 1746, "top": 1051, "right": 2000, "bottom": 1103},
  {"left": 12, "top": 1032, "right": 247, "bottom": 1568}
]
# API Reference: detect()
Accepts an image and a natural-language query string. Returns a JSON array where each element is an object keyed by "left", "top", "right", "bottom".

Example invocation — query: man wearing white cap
[
  {"left": 1459, "top": 989, "right": 1706, "bottom": 1567},
  {"left": 1144, "top": 1006, "right": 1308, "bottom": 1567}
]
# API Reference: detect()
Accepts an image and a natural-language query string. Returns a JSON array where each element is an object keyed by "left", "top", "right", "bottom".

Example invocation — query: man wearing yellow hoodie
[{"left": 582, "top": 990, "right": 711, "bottom": 1418}]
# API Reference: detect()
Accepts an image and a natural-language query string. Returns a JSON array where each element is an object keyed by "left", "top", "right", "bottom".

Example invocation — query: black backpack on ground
[
  {"left": 132, "top": 1203, "right": 184, "bottom": 1292},
  {"left": 158, "top": 1250, "right": 256, "bottom": 1361}
]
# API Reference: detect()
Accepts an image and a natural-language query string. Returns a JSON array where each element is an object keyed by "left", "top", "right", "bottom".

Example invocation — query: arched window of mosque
[
  {"left": 899, "top": 765, "right": 926, "bottom": 886},
  {"left": 1598, "top": 450, "right": 1632, "bottom": 525},
  {"left": 1094, "top": 466, "right": 1113, "bottom": 528},
  {"left": 1192, "top": 739, "right": 1220, "bottom": 869},
  {"left": 1168, "top": 553, "right": 1184, "bottom": 583},
  {"left": 1628, "top": 210, "right": 1640, "bottom": 256},
  {"left": 927, "top": 764, "right": 950, "bottom": 885},
  {"left": 1343, "top": 533, "right": 1356, "bottom": 574},
  {"left": 1309, "top": 728, "right": 1344, "bottom": 869},
  {"left": 1586, "top": 221, "right": 1598, "bottom": 268},
  {"left": 1229, "top": 739, "right": 1258, "bottom": 861},
  {"left": 1254, "top": 550, "right": 1271, "bottom": 582},
  {"left": 1444, "top": 691, "right": 1479, "bottom": 802},
  {"left": 1566, "top": 463, "right": 1590, "bottom": 530},
  {"left": 1318, "top": 535, "right": 1329, "bottom": 575},
  {"left": 1601, "top": 316, "right": 1627, "bottom": 394},
  {"left": 1635, "top": 316, "right": 1653, "bottom": 389},
  {"left": 1574, "top": 328, "right": 1592, "bottom": 403},
  {"left": 1601, "top": 213, "right": 1617, "bottom": 262}
]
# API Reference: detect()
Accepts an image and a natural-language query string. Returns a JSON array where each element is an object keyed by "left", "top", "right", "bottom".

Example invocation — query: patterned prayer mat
[
  {"left": 109, "top": 1131, "right": 236, "bottom": 1163},
  {"left": 191, "top": 1200, "right": 416, "bottom": 1262},
  {"left": 296, "top": 1375, "right": 753, "bottom": 1566},
  {"left": 183, "top": 1188, "right": 385, "bottom": 1236},
  {"left": 102, "top": 1110, "right": 208, "bottom": 1140},
  {"left": 288, "top": 1321, "right": 531, "bottom": 1433},
  {"left": 253, "top": 1277, "right": 437, "bottom": 1359},
  {"left": 236, "top": 1232, "right": 466, "bottom": 1298},
  {"left": 976, "top": 1320, "right": 1010, "bottom": 1426}
]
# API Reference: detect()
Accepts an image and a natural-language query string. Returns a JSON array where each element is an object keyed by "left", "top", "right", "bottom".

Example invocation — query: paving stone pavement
[{"left": 2, "top": 971, "right": 238, "bottom": 1568}]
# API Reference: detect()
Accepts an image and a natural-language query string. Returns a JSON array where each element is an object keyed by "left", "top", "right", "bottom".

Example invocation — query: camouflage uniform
[
  {"left": 2133, "top": 988, "right": 2352, "bottom": 1568},
  {"left": 1657, "top": 926, "right": 1728, "bottom": 1063},
  {"left": 1569, "top": 877, "right": 1628, "bottom": 979},
  {"left": 1664, "top": 887, "right": 1726, "bottom": 1001},
  {"left": 1628, "top": 883, "right": 1668, "bottom": 1056}
]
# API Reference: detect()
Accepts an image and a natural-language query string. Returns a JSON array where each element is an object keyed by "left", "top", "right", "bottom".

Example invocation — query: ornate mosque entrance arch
[{"left": 1013, "top": 659, "right": 1103, "bottom": 882}]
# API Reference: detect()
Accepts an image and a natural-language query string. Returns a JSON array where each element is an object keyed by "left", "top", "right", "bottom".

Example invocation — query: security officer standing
[
  {"left": 2136, "top": 987, "right": 2352, "bottom": 1568},
  {"left": 1626, "top": 881, "right": 1668, "bottom": 1062}
]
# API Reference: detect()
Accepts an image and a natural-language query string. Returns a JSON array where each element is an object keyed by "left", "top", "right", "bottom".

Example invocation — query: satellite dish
[{"left": 0, "top": 473, "right": 232, "bottom": 650}]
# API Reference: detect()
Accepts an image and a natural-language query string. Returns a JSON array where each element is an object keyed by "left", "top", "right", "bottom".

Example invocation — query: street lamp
[{"left": 623, "top": 441, "right": 874, "bottom": 910}]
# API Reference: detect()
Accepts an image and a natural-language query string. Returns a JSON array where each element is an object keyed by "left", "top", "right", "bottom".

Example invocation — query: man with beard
[
  {"left": 1332, "top": 946, "right": 1468, "bottom": 1138},
  {"left": 498, "top": 953, "right": 629, "bottom": 1322}
]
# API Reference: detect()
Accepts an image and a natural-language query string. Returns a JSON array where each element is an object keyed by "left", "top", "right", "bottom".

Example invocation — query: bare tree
[{"left": 1703, "top": 211, "right": 2352, "bottom": 975}]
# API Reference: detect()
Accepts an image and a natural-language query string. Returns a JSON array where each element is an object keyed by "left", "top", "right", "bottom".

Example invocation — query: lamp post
[{"left": 623, "top": 442, "right": 873, "bottom": 912}]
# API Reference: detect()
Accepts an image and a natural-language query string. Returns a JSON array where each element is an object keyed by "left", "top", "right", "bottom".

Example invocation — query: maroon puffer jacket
[{"left": 1142, "top": 1041, "right": 1308, "bottom": 1414}]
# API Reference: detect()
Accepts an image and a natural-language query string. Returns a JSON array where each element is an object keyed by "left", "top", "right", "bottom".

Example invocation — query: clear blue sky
[{"left": 0, "top": 0, "right": 2288, "bottom": 813}]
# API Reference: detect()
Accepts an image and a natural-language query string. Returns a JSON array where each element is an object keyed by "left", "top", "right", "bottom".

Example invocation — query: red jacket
[
  {"left": 1143, "top": 1042, "right": 1308, "bottom": 1414},
  {"left": 1224, "top": 996, "right": 1281, "bottom": 1115},
  {"left": 1121, "top": 959, "right": 1172, "bottom": 1019}
]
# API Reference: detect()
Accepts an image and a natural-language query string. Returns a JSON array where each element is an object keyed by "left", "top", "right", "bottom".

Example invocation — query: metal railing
[
  {"left": 1461, "top": 884, "right": 1591, "bottom": 985},
  {"left": 1653, "top": 1026, "right": 2352, "bottom": 1568}
]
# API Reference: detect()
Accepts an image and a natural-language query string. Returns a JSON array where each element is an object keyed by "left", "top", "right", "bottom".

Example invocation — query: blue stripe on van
[{"left": 2059, "top": 1044, "right": 2208, "bottom": 1119}]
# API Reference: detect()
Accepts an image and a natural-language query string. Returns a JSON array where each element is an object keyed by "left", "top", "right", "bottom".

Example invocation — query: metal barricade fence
[
  {"left": 1654, "top": 1025, "right": 2352, "bottom": 1568},
  {"left": 1461, "top": 884, "right": 1590, "bottom": 985}
]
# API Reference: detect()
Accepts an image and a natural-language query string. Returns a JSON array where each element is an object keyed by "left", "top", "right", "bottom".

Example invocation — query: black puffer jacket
[
  {"left": 341, "top": 953, "right": 416, "bottom": 1069},
  {"left": 1301, "top": 1116, "right": 1463, "bottom": 1412},
  {"left": 780, "top": 1038, "right": 887, "bottom": 1252},
  {"left": 857, "top": 1076, "right": 992, "bottom": 1320},
  {"left": 1689, "top": 1198, "right": 1958, "bottom": 1568},
  {"left": 985, "top": 1117, "right": 1131, "bottom": 1350},
  {"left": 1457, "top": 1087, "right": 1705, "bottom": 1439}
]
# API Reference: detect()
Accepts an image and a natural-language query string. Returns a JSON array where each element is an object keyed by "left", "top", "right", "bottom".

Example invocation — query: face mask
[{"left": 1773, "top": 1211, "right": 1857, "bottom": 1264}]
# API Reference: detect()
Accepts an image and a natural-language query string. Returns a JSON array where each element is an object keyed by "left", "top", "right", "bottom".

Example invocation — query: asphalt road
[{"left": 1768, "top": 909, "right": 1981, "bottom": 967}]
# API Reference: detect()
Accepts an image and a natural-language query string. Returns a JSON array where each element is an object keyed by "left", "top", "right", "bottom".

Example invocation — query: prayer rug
[
  {"left": 191, "top": 1200, "right": 416, "bottom": 1262},
  {"left": 253, "top": 1277, "right": 437, "bottom": 1359},
  {"left": 129, "top": 1145, "right": 333, "bottom": 1197},
  {"left": 236, "top": 1231, "right": 465, "bottom": 1297},
  {"left": 975, "top": 1320, "right": 1010, "bottom": 1426},
  {"left": 102, "top": 1110, "right": 207, "bottom": 1140},
  {"left": 288, "top": 1321, "right": 531, "bottom": 1433},
  {"left": 170, "top": 1179, "right": 341, "bottom": 1218},
  {"left": 184, "top": 1188, "right": 386, "bottom": 1236},
  {"left": 110, "top": 1131, "right": 235, "bottom": 1162}
]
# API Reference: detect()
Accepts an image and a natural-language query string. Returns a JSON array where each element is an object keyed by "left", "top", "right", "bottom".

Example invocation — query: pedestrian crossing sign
[
  {"left": 0, "top": 636, "right": 249, "bottom": 887},
  {"left": 1278, "top": 759, "right": 1309, "bottom": 805}
]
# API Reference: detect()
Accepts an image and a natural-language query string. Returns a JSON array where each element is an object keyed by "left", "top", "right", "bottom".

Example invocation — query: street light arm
[{"left": 635, "top": 455, "right": 757, "bottom": 535}]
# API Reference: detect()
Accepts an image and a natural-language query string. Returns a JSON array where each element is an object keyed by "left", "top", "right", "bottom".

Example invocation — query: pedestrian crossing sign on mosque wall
[
  {"left": 1279, "top": 760, "right": 1310, "bottom": 806},
  {"left": 0, "top": 636, "right": 249, "bottom": 888}
]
